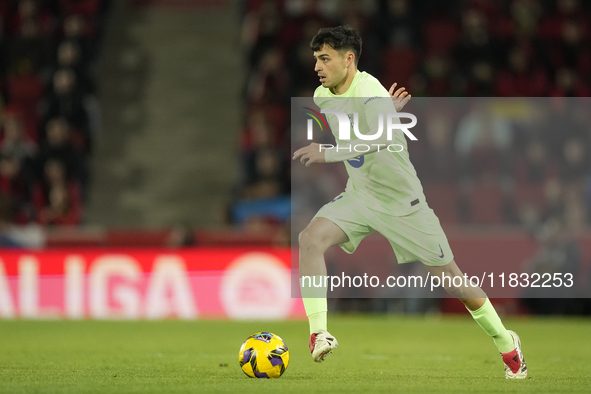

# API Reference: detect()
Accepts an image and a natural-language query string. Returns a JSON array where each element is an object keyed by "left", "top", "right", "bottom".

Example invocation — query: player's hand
[
  {"left": 389, "top": 82, "right": 411, "bottom": 111},
  {"left": 292, "top": 143, "right": 326, "bottom": 167}
]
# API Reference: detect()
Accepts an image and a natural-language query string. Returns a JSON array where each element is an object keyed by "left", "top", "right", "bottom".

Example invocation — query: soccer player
[{"left": 292, "top": 26, "right": 527, "bottom": 379}]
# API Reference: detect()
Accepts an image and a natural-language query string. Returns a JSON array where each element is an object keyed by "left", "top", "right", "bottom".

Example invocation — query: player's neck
[{"left": 330, "top": 68, "right": 358, "bottom": 95}]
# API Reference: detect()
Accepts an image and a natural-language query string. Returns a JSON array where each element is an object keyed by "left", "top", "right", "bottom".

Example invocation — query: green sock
[
  {"left": 301, "top": 275, "right": 328, "bottom": 335},
  {"left": 467, "top": 298, "right": 514, "bottom": 354}
]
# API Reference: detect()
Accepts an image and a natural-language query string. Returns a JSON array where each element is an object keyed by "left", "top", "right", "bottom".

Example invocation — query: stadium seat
[
  {"left": 423, "top": 19, "right": 460, "bottom": 53},
  {"left": 233, "top": 196, "right": 290, "bottom": 224},
  {"left": 106, "top": 229, "right": 172, "bottom": 247},
  {"left": 7, "top": 74, "right": 44, "bottom": 137},
  {"left": 423, "top": 183, "right": 459, "bottom": 224},
  {"left": 380, "top": 48, "right": 418, "bottom": 88},
  {"left": 512, "top": 183, "right": 546, "bottom": 212},
  {"left": 467, "top": 182, "right": 506, "bottom": 224},
  {"left": 58, "top": 0, "right": 102, "bottom": 16},
  {"left": 194, "top": 228, "right": 278, "bottom": 246},
  {"left": 7, "top": 74, "right": 44, "bottom": 109}
]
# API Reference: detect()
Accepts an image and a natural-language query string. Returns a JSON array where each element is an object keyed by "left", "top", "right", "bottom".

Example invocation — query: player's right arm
[{"left": 292, "top": 143, "right": 327, "bottom": 167}]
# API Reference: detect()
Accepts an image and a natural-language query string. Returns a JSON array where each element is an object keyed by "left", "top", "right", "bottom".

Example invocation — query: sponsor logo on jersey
[{"left": 347, "top": 156, "right": 365, "bottom": 168}]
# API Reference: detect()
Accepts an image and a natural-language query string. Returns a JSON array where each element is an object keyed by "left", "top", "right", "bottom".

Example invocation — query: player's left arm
[{"left": 389, "top": 83, "right": 411, "bottom": 112}]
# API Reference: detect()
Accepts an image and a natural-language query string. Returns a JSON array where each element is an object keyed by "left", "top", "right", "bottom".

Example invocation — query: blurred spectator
[
  {"left": 412, "top": 108, "right": 457, "bottom": 183},
  {"left": 413, "top": 53, "right": 458, "bottom": 96},
  {"left": 0, "top": 0, "right": 106, "bottom": 227},
  {"left": 521, "top": 216, "right": 580, "bottom": 314},
  {"left": 241, "top": 147, "right": 288, "bottom": 200},
  {"left": 540, "top": 0, "right": 589, "bottom": 41},
  {"left": 377, "top": 0, "right": 420, "bottom": 49},
  {"left": 58, "top": 0, "right": 104, "bottom": 19},
  {"left": 0, "top": 110, "right": 37, "bottom": 165},
  {"left": 563, "top": 184, "right": 587, "bottom": 233},
  {"left": 36, "top": 117, "right": 87, "bottom": 190},
  {"left": 0, "top": 110, "right": 36, "bottom": 185},
  {"left": 454, "top": 101, "right": 512, "bottom": 182},
  {"left": 7, "top": 0, "right": 55, "bottom": 37},
  {"left": 338, "top": 0, "right": 380, "bottom": 75},
  {"left": 61, "top": 13, "right": 98, "bottom": 64},
  {"left": 496, "top": 46, "right": 548, "bottom": 96},
  {"left": 240, "top": 108, "right": 278, "bottom": 152},
  {"left": 286, "top": 19, "right": 325, "bottom": 96},
  {"left": 245, "top": 47, "right": 289, "bottom": 104},
  {"left": 543, "top": 177, "right": 565, "bottom": 220},
  {"left": 543, "top": 99, "right": 587, "bottom": 155},
  {"left": 242, "top": 0, "right": 284, "bottom": 72},
  {"left": 40, "top": 68, "right": 91, "bottom": 134},
  {"left": 559, "top": 137, "right": 589, "bottom": 185},
  {"left": 453, "top": 9, "right": 501, "bottom": 76},
  {"left": 549, "top": 68, "right": 590, "bottom": 97},
  {"left": 512, "top": 103, "right": 551, "bottom": 154},
  {"left": 0, "top": 18, "right": 6, "bottom": 79},
  {"left": 464, "top": 61, "right": 495, "bottom": 96},
  {"left": 507, "top": 0, "right": 543, "bottom": 38},
  {"left": 0, "top": 153, "right": 31, "bottom": 223},
  {"left": 33, "top": 159, "right": 81, "bottom": 225},
  {"left": 167, "top": 223, "right": 196, "bottom": 248},
  {"left": 7, "top": 16, "right": 53, "bottom": 76},
  {"left": 514, "top": 139, "right": 556, "bottom": 184},
  {"left": 47, "top": 39, "right": 95, "bottom": 95},
  {"left": 238, "top": 0, "right": 591, "bottom": 228},
  {"left": 282, "top": 0, "right": 330, "bottom": 46},
  {"left": 0, "top": 192, "right": 43, "bottom": 248},
  {"left": 551, "top": 20, "right": 590, "bottom": 71}
]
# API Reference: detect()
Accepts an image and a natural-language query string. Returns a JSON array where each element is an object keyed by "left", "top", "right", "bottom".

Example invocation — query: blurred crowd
[
  {"left": 234, "top": 0, "right": 591, "bottom": 235},
  {"left": 0, "top": 0, "right": 109, "bottom": 229}
]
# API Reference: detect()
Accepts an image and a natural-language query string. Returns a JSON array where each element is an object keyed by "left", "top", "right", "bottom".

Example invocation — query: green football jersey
[{"left": 313, "top": 71, "right": 425, "bottom": 216}]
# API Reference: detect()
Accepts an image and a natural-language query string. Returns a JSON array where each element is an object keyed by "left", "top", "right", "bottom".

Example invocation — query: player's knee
[
  {"left": 442, "top": 283, "right": 469, "bottom": 299},
  {"left": 443, "top": 281, "right": 484, "bottom": 300},
  {"left": 298, "top": 226, "right": 330, "bottom": 253},
  {"left": 298, "top": 228, "right": 319, "bottom": 251}
]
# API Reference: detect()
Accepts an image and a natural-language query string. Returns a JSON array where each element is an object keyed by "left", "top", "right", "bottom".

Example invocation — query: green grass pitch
[{"left": 0, "top": 315, "right": 589, "bottom": 393}]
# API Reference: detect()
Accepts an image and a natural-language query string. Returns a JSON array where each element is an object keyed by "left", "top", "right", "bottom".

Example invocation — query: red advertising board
[{"left": 0, "top": 248, "right": 305, "bottom": 319}]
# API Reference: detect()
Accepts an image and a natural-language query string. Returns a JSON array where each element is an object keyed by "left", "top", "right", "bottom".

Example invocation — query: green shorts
[{"left": 314, "top": 191, "right": 454, "bottom": 267}]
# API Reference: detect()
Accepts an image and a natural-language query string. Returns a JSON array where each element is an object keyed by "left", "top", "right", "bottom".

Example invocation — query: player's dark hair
[{"left": 310, "top": 25, "right": 362, "bottom": 64}]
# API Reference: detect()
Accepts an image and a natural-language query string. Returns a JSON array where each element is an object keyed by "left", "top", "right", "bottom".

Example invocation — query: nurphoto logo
[{"left": 303, "top": 107, "right": 418, "bottom": 153}]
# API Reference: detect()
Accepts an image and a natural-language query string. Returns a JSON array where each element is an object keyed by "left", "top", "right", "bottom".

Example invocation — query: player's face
[{"left": 313, "top": 44, "right": 350, "bottom": 89}]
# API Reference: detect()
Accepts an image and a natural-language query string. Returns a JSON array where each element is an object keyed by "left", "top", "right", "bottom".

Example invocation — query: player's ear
[{"left": 347, "top": 51, "right": 355, "bottom": 68}]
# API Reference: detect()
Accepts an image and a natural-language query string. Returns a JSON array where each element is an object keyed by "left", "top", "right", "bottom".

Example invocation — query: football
[{"left": 238, "top": 332, "right": 289, "bottom": 378}]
